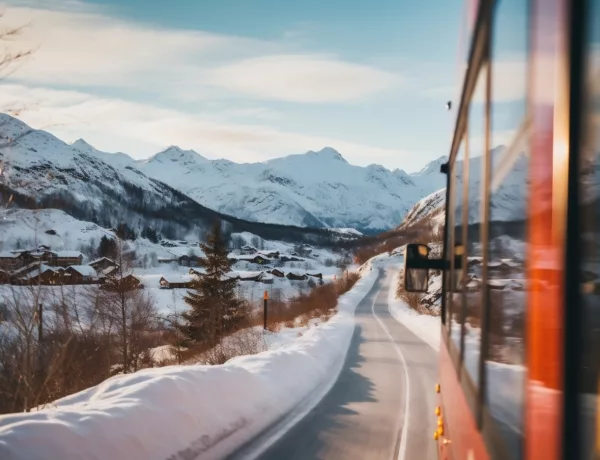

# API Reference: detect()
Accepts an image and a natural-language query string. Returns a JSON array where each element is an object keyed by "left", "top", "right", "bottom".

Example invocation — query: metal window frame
[{"left": 563, "top": 0, "right": 586, "bottom": 457}]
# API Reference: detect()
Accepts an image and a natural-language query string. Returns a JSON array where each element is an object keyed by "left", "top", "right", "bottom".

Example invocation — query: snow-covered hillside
[
  {"left": 0, "top": 114, "right": 343, "bottom": 246},
  {"left": 81, "top": 141, "right": 447, "bottom": 234},
  {"left": 131, "top": 146, "right": 445, "bottom": 233}
]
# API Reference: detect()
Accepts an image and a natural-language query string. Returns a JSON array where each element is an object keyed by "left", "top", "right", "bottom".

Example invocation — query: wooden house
[
  {"left": 14, "top": 264, "right": 58, "bottom": 285},
  {"left": 0, "top": 251, "right": 23, "bottom": 271},
  {"left": 158, "top": 257, "right": 177, "bottom": 264},
  {"left": 0, "top": 269, "right": 9, "bottom": 284},
  {"left": 286, "top": 272, "right": 307, "bottom": 281},
  {"left": 103, "top": 274, "right": 142, "bottom": 291},
  {"left": 240, "top": 245, "right": 257, "bottom": 255},
  {"left": 238, "top": 271, "right": 264, "bottom": 282},
  {"left": 306, "top": 272, "right": 323, "bottom": 280},
  {"left": 53, "top": 251, "right": 84, "bottom": 267},
  {"left": 261, "top": 273, "right": 274, "bottom": 284},
  {"left": 269, "top": 269, "right": 285, "bottom": 278},
  {"left": 10, "top": 262, "right": 43, "bottom": 284},
  {"left": 63, "top": 265, "right": 98, "bottom": 284},
  {"left": 159, "top": 275, "right": 192, "bottom": 289},
  {"left": 251, "top": 255, "right": 271, "bottom": 265},
  {"left": 89, "top": 257, "right": 118, "bottom": 272},
  {"left": 280, "top": 255, "right": 302, "bottom": 262}
]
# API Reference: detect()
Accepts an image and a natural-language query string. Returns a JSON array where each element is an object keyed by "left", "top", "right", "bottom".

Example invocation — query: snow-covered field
[{"left": 0, "top": 257, "right": 382, "bottom": 460}]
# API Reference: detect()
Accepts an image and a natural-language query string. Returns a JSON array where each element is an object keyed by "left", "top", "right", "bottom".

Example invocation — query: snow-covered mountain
[
  {"left": 0, "top": 112, "right": 453, "bottom": 235},
  {"left": 117, "top": 145, "right": 445, "bottom": 234},
  {"left": 0, "top": 114, "right": 341, "bottom": 245}
]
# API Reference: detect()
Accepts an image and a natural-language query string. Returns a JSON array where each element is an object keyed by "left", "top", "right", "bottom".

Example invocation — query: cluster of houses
[
  {"left": 156, "top": 247, "right": 306, "bottom": 268},
  {"left": 157, "top": 244, "right": 324, "bottom": 290},
  {"left": 0, "top": 248, "right": 141, "bottom": 289},
  {"left": 159, "top": 268, "right": 324, "bottom": 290}
]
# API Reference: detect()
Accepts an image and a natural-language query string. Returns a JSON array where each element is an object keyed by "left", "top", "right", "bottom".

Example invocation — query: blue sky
[{"left": 1, "top": 0, "right": 467, "bottom": 171}]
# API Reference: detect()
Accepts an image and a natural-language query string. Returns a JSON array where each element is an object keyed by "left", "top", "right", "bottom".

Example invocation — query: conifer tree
[{"left": 183, "top": 220, "right": 241, "bottom": 345}]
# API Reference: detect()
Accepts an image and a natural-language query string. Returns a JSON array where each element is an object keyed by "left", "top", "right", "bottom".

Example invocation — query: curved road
[{"left": 229, "top": 266, "right": 439, "bottom": 460}]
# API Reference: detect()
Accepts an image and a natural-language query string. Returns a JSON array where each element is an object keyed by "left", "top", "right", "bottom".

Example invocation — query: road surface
[{"left": 229, "top": 266, "right": 439, "bottom": 460}]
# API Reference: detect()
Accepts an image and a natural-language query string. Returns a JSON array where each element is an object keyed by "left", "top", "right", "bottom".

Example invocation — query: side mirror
[{"left": 404, "top": 243, "right": 430, "bottom": 292}]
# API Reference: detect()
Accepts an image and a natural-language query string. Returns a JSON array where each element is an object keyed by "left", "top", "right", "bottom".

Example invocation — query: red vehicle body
[{"left": 413, "top": 0, "right": 600, "bottom": 458}]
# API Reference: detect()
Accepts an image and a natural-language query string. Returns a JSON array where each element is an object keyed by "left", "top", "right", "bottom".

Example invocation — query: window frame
[{"left": 443, "top": 0, "right": 534, "bottom": 458}]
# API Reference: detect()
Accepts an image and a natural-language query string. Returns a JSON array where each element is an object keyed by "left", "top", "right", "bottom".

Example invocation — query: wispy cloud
[
  {"left": 208, "top": 54, "right": 400, "bottom": 103},
  {"left": 0, "top": 84, "right": 415, "bottom": 168},
  {"left": 1, "top": 4, "right": 399, "bottom": 104}
]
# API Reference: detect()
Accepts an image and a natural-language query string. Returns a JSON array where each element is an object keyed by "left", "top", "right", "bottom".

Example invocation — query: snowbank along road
[{"left": 230, "top": 265, "right": 439, "bottom": 460}]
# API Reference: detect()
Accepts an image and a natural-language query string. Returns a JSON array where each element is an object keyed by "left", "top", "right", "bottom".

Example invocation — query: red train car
[{"left": 404, "top": 0, "right": 600, "bottom": 458}]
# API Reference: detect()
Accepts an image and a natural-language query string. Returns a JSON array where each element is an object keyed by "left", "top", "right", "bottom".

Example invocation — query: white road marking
[{"left": 371, "top": 280, "right": 411, "bottom": 460}]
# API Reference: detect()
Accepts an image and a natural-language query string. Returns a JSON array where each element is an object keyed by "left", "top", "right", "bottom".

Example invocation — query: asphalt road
[{"left": 229, "top": 266, "right": 439, "bottom": 460}]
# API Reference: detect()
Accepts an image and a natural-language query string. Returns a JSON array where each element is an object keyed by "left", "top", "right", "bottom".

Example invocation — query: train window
[
  {"left": 444, "top": 169, "right": 455, "bottom": 329},
  {"left": 484, "top": 0, "right": 528, "bottom": 457},
  {"left": 450, "top": 141, "right": 467, "bottom": 351},
  {"left": 580, "top": 1, "right": 600, "bottom": 456},
  {"left": 463, "top": 64, "right": 487, "bottom": 387}
]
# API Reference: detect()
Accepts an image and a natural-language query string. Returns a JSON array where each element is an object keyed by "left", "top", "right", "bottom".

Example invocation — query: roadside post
[{"left": 263, "top": 290, "right": 269, "bottom": 330}]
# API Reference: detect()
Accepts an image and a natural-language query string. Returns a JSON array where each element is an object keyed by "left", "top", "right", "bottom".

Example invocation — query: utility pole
[{"left": 263, "top": 290, "right": 268, "bottom": 330}]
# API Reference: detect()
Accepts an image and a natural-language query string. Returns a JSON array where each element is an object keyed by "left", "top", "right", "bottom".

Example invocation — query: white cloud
[
  {"left": 0, "top": 4, "right": 398, "bottom": 104},
  {"left": 0, "top": 84, "right": 415, "bottom": 169},
  {"left": 207, "top": 54, "right": 400, "bottom": 103}
]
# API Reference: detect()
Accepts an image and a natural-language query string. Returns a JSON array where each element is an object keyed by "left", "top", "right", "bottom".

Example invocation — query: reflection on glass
[
  {"left": 485, "top": 0, "right": 528, "bottom": 457},
  {"left": 451, "top": 143, "right": 466, "bottom": 349},
  {"left": 581, "top": 0, "right": 600, "bottom": 456},
  {"left": 464, "top": 64, "right": 487, "bottom": 386}
]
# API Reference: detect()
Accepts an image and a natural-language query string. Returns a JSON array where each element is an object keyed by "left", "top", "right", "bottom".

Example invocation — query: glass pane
[
  {"left": 451, "top": 142, "right": 466, "bottom": 349},
  {"left": 485, "top": 0, "right": 528, "bottom": 457},
  {"left": 464, "top": 64, "right": 487, "bottom": 386},
  {"left": 445, "top": 179, "right": 453, "bottom": 328},
  {"left": 581, "top": 0, "right": 600, "bottom": 456}
]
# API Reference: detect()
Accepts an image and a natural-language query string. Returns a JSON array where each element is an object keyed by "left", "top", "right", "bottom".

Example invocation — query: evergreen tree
[
  {"left": 97, "top": 235, "right": 118, "bottom": 260},
  {"left": 182, "top": 220, "right": 241, "bottom": 345}
]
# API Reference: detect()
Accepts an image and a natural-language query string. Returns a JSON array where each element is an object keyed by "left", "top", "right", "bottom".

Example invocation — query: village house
[
  {"left": 62, "top": 265, "right": 98, "bottom": 284},
  {"left": 159, "top": 275, "right": 192, "bottom": 289},
  {"left": 229, "top": 254, "right": 271, "bottom": 265},
  {"left": 240, "top": 245, "right": 257, "bottom": 255},
  {"left": 0, "top": 269, "right": 9, "bottom": 284},
  {"left": 280, "top": 255, "right": 302, "bottom": 262},
  {"left": 53, "top": 251, "right": 84, "bottom": 267},
  {"left": 26, "top": 265, "right": 61, "bottom": 285},
  {"left": 89, "top": 257, "right": 118, "bottom": 272},
  {"left": 258, "top": 250, "right": 280, "bottom": 259},
  {"left": 158, "top": 257, "right": 177, "bottom": 264},
  {"left": 102, "top": 274, "right": 142, "bottom": 291},
  {"left": 97, "top": 265, "right": 119, "bottom": 283},
  {"left": 0, "top": 251, "right": 23, "bottom": 271},
  {"left": 261, "top": 273, "right": 274, "bottom": 284},
  {"left": 306, "top": 272, "right": 323, "bottom": 280},
  {"left": 269, "top": 269, "right": 285, "bottom": 278},
  {"left": 9, "top": 262, "right": 44, "bottom": 284},
  {"left": 9, "top": 264, "right": 61, "bottom": 285},
  {"left": 237, "top": 271, "right": 264, "bottom": 282},
  {"left": 286, "top": 272, "right": 308, "bottom": 281}
]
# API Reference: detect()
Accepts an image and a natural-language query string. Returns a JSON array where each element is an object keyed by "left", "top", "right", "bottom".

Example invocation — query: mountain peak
[
  {"left": 147, "top": 146, "right": 206, "bottom": 164},
  {"left": 305, "top": 147, "right": 348, "bottom": 163},
  {"left": 72, "top": 138, "right": 95, "bottom": 151}
]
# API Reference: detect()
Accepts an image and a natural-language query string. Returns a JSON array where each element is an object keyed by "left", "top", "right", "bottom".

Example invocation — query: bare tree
[{"left": 102, "top": 239, "right": 156, "bottom": 374}]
